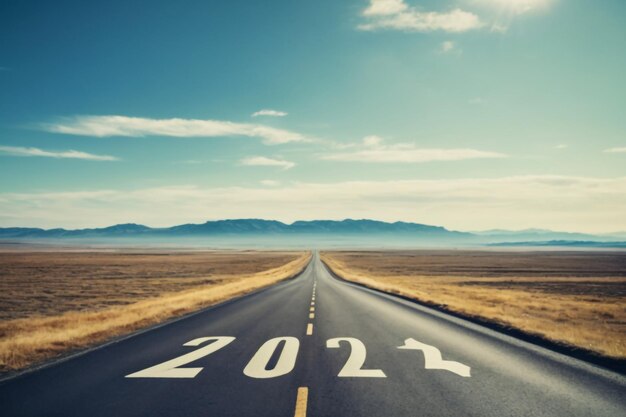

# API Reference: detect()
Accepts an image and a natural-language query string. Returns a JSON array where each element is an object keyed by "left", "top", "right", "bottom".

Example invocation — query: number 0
[{"left": 243, "top": 337, "right": 300, "bottom": 379}]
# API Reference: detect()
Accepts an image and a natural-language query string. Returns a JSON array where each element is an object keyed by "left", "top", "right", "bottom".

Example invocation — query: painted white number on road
[
  {"left": 124, "top": 336, "right": 472, "bottom": 380},
  {"left": 398, "top": 338, "right": 471, "bottom": 378},
  {"left": 326, "top": 337, "right": 386, "bottom": 378},
  {"left": 125, "top": 336, "right": 235, "bottom": 378},
  {"left": 244, "top": 336, "right": 300, "bottom": 379}
]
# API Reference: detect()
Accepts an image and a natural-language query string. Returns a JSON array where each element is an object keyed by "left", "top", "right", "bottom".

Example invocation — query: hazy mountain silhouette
[
  {"left": 0, "top": 219, "right": 467, "bottom": 238},
  {"left": 0, "top": 219, "right": 621, "bottom": 247}
]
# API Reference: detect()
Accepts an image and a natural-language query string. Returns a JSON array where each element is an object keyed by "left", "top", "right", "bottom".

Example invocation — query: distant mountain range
[
  {"left": 0, "top": 219, "right": 623, "bottom": 248},
  {"left": 0, "top": 219, "right": 467, "bottom": 238},
  {"left": 489, "top": 240, "right": 626, "bottom": 248}
]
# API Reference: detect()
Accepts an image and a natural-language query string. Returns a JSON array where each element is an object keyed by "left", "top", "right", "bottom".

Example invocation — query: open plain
[
  {"left": 321, "top": 250, "right": 626, "bottom": 359},
  {"left": 0, "top": 249, "right": 310, "bottom": 372}
]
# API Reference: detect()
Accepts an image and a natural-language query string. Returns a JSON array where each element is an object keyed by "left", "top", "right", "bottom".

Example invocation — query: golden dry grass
[
  {"left": 0, "top": 251, "right": 306, "bottom": 320},
  {"left": 321, "top": 250, "right": 626, "bottom": 359},
  {"left": 0, "top": 251, "right": 311, "bottom": 372}
]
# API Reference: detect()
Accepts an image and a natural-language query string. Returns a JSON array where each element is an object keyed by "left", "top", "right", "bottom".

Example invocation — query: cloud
[
  {"left": 43, "top": 115, "right": 306, "bottom": 145},
  {"left": 471, "top": 0, "right": 553, "bottom": 15},
  {"left": 251, "top": 109, "right": 288, "bottom": 117},
  {"left": 363, "top": 0, "right": 408, "bottom": 16},
  {"left": 260, "top": 180, "right": 280, "bottom": 187},
  {"left": 362, "top": 135, "right": 384, "bottom": 147},
  {"left": 1, "top": 176, "right": 624, "bottom": 233},
  {"left": 358, "top": 1, "right": 483, "bottom": 33},
  {"left": 604, "top": 147, "right": 626, "bottom": 153},
  {"left": 555, "top": 144, "right": 568, "bottom": 149},
  {"left": 469, "top": 0, "right": 553, "bottom": 33},
  {"left": 321, "top": 136, "right": 506, "bottom": 163},
  {"left": 240, "top": 156, "right": 296, "bottom": 170},
  {"left": 440, "top": 40, "right": 457, "bottom": 53},
  {"left": 0, "top": 145, "right": 118, "bottom": 161}
]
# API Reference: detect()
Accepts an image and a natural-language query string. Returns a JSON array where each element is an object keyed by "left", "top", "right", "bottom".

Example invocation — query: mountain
[
  {"left": 0, "top": 224, "right": 152, "bottom": 238},
  {"left": 166, "top": 219, "right": 290, "bottom": 235},
  {"left": 0, "top": 219, "right": 468, "bottom": 239},
  {"left": 0, "top": 220, "right": 620, "bottom": 247},
  {"left": 489, "top": 240, "right": 626, "bottom": 248},
  {"left": 289, "top": 219, "right": 461, "bottom": 234},
  {"left": 472, "top": 228, "right": 613, "bottom": 242}
]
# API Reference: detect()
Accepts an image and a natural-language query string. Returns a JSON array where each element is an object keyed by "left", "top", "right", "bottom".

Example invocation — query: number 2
[
  {"left": 326, "top": 337, "right": 386, "bottom": 378},
  {"left": 125, "top": 336, "right": 235, "bottom": 378}
]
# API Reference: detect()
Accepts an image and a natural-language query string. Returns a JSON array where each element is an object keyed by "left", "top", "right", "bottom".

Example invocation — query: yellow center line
[
  {"left": 310, "top": 306, "right": 315, "bottom": 312},
  {"left": 309, "top": 313, "right": 315, "bottom": 319},
  {"left": 294, "top": 387, "right": 308, "bottom": 417},
  {"left": 306, "top": 323, "right": 313, "bottom": 335}
]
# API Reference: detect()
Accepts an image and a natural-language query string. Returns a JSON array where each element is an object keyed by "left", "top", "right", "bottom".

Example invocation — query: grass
[
  {"left": 321, "top": 250, "right": 626, "bottom": 359},
  {"left": 0, "top": 250, "right": 311, "bottom": 373}
]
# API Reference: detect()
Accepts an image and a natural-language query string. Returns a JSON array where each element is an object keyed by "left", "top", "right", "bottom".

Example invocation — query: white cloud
[
  {"left": 43, "top": 115, "right": 306, "bottom": 145},
  {"left": 359, "top": 1, "right": 483, "bottom": 33},
  {"left": 0, "top": 145, "right": 118, "bottom": 161},
  {"left": 471, "top": 0, "right": 553, "bottom": 15},
  {"left": 555, "top": 144, "right": 568, "bottom": 149},
  {"left": 440, "top": 40, "right": 456, "bottom": 53},
  {"left": 240, "top": 156, "right": 296, "bottom": 170},
  {"left": 251, "top": 109, "right": 288, "bottom": 117},
  {"left": 260, "top": 180, "right": 280, "bottom": 187},
  {"left": 604, "top": 147, "right": 626, "bottom": 153},
  {"left": 362, "top": 135, "right": 384, "bottom": 147},
  {"left": 469, "top": 0, "right": 552, "bottom": 33},
  {"left": 1, "top": 176, "right": 624, "bottom": 233},
  {"left": 363, "top": 0, "right": 408, "bottom": 16},
  {"left": 322, "top": 137, "right": 505, "bottom": 163}
]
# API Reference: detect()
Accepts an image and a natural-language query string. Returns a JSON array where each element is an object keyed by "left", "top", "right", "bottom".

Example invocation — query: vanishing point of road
[{"left": 1, "top": 252, "right": 625, "bottom": 416}]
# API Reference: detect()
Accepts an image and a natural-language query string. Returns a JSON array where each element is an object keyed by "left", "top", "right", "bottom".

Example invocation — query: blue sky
[{"left": 0, "top": 0, "right": 625, "bottom": 232}]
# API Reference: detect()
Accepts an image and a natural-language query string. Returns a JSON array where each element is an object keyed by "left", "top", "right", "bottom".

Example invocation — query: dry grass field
[
  {"left": 0, "top": 250, "right": 310, "bottom": 372},
  {"left": 321, "top": 250, "right": 626, "bottom": 359}
]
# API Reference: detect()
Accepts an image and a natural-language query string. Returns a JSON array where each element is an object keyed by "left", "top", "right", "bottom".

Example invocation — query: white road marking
[
  {"left": 306, "top": 323, "right": 313, "bottom": 335},
  {"left": 125, "top": 336, "right": 235, "bottom": 378},
  {"left": 294, "top": 387, "right": 308, "bottom": 417},
  {"left": 309, "top": 313, "right": 315, "bottom": 319},
  {"left": 311, "top": 302, "right": 315, "bottom": 306},
  {"left": 326, "top": 337, "right": 386, "bottom": 378},
  {"left": 398, "top": 338, "right": 471, "bottom": 377},
  {"left": 244, "top": 337, "right": 300, "bottom": 379},
  {"left": 310, "top": 307, "right": 315, "bottom": 312}
]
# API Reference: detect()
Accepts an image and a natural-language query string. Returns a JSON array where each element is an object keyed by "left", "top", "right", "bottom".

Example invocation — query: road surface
[{"left": 1, "top": 252, "right": 625, "bottom": 416}]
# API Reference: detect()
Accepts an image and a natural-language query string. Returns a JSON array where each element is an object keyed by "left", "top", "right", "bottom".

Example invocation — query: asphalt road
[{"left": 1, "top": 252, "right": 625, "bottom": 416}]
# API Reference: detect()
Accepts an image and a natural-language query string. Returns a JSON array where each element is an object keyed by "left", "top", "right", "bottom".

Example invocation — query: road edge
[
  {"left": 320, "top": 259, "right": 626, "bottom": 376},
  {"left": 0, "top": 254, "right": 313, "bottom": 384}
]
